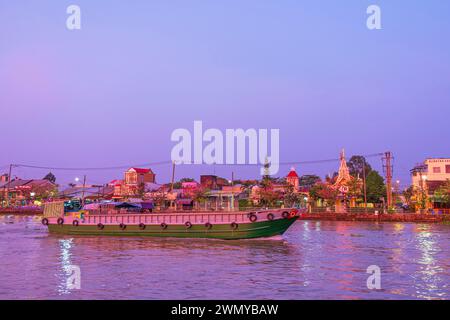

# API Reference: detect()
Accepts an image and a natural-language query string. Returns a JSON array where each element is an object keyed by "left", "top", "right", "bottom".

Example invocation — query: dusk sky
[{"left": 1, "top": 1, "right": 449, "bottom": 187}]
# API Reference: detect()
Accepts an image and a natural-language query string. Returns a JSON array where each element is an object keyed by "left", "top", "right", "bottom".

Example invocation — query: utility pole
[
  {"left": 81, "top": 175, "right": 87, "bottom": 207},
  {"left": 4, "top": 164, "right": 13, "bottom": 207},
  {"left": 231, "top": 171, "right": 234, "bottom": 212},
  {"left": 382, "top": 152, "right": 393, "bottom": 209},
  {"left": 362, "top": 158, "right": 367, "bottom": 212},
  {"left": 169, "top": 162, "right": 176, "bottom": 210},
  {"left": 100, "top": 184, "right": 105, "bottom": 214},
  {"left": 170, "top": 162, "right": 176, "bottom": 192},
  {"left": 96, "top": 185, "right": 102, "bottom": 200}
]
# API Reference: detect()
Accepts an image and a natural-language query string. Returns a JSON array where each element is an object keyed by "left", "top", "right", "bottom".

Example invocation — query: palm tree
[{"left": 192, "top": 187, "right": 210, "bottom": 210}]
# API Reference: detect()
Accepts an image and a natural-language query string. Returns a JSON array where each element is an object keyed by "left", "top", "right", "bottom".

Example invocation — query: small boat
[{"left": 41, "top": 201, "right": 300, "bottom": 240}]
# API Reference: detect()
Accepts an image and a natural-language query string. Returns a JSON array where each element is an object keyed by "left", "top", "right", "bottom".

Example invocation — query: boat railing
[{"left": 84, "top": 211, "right": 255, "bottom": 225}]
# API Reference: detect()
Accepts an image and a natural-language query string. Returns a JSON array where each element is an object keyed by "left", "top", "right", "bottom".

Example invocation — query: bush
[{"left": 238, "top": 199, "right": 250, "bottom": 210}]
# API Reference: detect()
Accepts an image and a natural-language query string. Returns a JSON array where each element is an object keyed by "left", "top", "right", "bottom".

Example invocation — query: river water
[{"left": 0, "top": 215, "right": 449, "bottom": 300}]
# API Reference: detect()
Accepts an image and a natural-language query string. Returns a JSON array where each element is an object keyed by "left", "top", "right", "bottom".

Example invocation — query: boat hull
[{"left": 47, "top": 216, "right": 298, "bottom": 240}]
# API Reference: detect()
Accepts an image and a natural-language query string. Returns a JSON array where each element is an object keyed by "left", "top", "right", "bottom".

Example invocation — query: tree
[
  {"left": 238, "top": 198, "right": 251, "bottom": 210},
  {"left": 234, "top": 179, "right": 258, "bottom": 187},
  {"left": 272, "top": 177, "right": 286, "bottom": 184},
  {"left": 172, "top": 178, "right": 195, "bottom": 189},
  {"left": 404, "top": 185, "right": 427, "bottom": 211},
  {"left": 151, "top": 191, "right": 168, "bottom": 210},
  {"left": 136, "top": 182, "right": 145, "bottom": 198},
  {"left": 283, "top": 183, "right": 301, "bottom": 207},
  {"left": 0, "top": 191, "right": 5, "bottom": 205},
  {"left": 43, "top": 172, "right": 56, "bottom": 183},
  {"left": 299, "top": 175, "right": 321, "bottom": 189},
  {"left": 347, "top": 176, "right": 363, "bottom": 199},
  {"left": 257, "top": 180, "right": 280, "bottom": 207},
  {"left": 325, "top": 174, "right": 334, "bottom": 184},
  {"left": 192, "top": 187, "right": 210, "bottom": 209},
  {"left": 365, "top": 171, "right": 385, "bottom": 203},
  {"left": 309, "top": 182, "right": 338, "bottom": 206},
  {"left": 30, "top": 184, "right": 58, "bottom": 201},
  {"left": 403, "top": 186, "right": 415, "bottom": 207},
  {"left": 347, "top": 156, "right": 372, "bottom": 178},
  {"left": 433, "top": 179, "right": 450, "bottom": 207}
]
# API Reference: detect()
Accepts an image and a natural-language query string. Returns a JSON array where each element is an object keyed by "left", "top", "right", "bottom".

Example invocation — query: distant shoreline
[
  {"left": 300, "top": 213, "right": 450, "bottom": 224},
  {"left": 0, "top": 209, "right": 43, "bottom": 216}
]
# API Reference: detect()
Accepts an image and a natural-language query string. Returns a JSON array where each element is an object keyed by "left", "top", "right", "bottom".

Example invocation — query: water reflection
[
  {"left": 0, "top": 215, "right": 449, "bottom": 299},
  {"left": 57, "top": 238, "right": 76, "bottom": 295},
  {"left": 412, "top": 225, "right": 446, "bottom": 299}
]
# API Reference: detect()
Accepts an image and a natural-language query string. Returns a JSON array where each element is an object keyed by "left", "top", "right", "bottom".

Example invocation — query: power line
[
  {"left": 9, "top": 152, "right": 385, "bottom": 171},
  {"left": 12, "top": 161, "right": 173, "bottom": 171},
  {"left": 279, "top": 153, "right": 383, "bottom": 166}
]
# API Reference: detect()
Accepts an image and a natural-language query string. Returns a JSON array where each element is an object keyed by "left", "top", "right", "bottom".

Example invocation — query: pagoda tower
[
  {"left": 334, "top": 149, "right": 352, "bottom": 187},
  {"left": 286, "top": 167, "right": 299, "bottom": 191},
  {"left": 333, "top": 149, "right": 360, "bottom": 210}
]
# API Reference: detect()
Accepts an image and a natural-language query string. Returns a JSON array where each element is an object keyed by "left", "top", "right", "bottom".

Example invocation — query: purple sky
[{"left": 1, "top": 1, "right": 449, "bottom": 188}]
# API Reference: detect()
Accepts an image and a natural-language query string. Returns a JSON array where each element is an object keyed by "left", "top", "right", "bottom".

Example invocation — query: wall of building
[{"left": 425, "top": 159, "right": 450, "bottom": 181}]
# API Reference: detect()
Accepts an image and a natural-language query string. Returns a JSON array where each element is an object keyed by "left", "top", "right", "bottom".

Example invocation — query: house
[
  {"left": 60, "top": 184, "right": 114, "bottom": 201},
  {"left": 1, "top": 179, "right": 57, "bottom": 205},
  {"left": 206, "top": 184, "right": 245, "bottom": 211},
  {"left": 200, "top": 175, "right": 229, "bottom": 190},
  {"left": 181, "top": 181, "right": 200, "bottom": 198},
  {"left": 0, "top": 174, "right": 9, "bottom": 183},
  {"left": 411, "top": 158, "right": 450, "bottom": 188},
  {"left": 410, "top": 158, "right": 450, "bottom": 211},
  {"left": 249, "top": 167, "right": 306, "bottom": 205},
  {"left": 125, "top": 168, "right": 156, "bottom": 185},
  {"left": 113, "top": 168, "right": 156, "bottom": 199}
]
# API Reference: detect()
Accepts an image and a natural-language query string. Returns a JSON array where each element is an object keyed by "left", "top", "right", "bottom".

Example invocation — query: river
[{"left": 0, "top": 215, "right": 449, "bottom": 299}]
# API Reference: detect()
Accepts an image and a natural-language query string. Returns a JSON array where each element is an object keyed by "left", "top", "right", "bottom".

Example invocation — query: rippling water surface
[{"left": 0, "top": 215, "right": 449, "bottom": 299}]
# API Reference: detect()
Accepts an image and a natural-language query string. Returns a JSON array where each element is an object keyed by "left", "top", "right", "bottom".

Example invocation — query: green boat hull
[{"left": 47, "top": 217, "right": 298, "bottom": 240}]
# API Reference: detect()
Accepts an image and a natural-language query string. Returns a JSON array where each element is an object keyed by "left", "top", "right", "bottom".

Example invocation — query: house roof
[
  {"left": 287, "top": 169, "right": 299, "bottom": 178},
  {"left": 0, "top": 179, "right": 55, "bottom": 189},
  {"left": 7, "top": 179, "right": 32, "bottom": 188},
  {"left": 60, "top": 185, "right": 114, "bottom": 198},
  {"left": 128, "top": 168, "right": 153, "bottom": 174},
  {"left": 144, "top": 183, "right": 162, "bottom": 192},
  {"left": 25, "top": 179, "right": 55, "bottom": 188}
]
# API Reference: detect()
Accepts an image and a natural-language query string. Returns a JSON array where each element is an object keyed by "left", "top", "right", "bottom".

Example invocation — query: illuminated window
[
  {"left": 433, "top": 167, "right": 441, "bottom": 173},
  {"left": 446, "top": 165, "right": 450, "bottom": 174}
]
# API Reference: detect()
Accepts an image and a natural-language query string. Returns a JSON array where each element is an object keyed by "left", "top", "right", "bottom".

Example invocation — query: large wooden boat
[{"left": 41, "top": 202, "right": 300, "bottom": 240}]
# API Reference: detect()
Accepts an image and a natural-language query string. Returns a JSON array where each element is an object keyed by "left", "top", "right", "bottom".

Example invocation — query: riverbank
[
  {"left": 301, "top": 213, "right": 450, "bottom": 223},
  {"left": 0, "top": 208, "right": 43, "bottom": 215}
]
